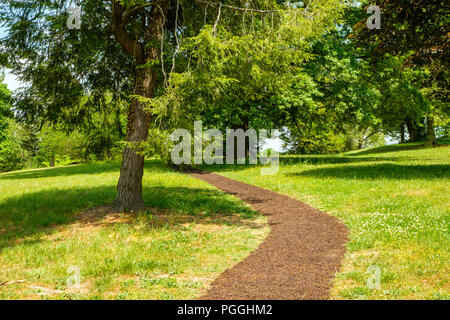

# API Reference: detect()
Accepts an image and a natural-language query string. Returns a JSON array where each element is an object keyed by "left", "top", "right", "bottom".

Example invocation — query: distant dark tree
[{"left": 354, "top": 0, "right": 449, "bottom": 145}]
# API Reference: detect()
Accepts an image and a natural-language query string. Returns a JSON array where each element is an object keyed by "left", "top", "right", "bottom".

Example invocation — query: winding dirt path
[{"left": 190, "top": 171, "right": 349, "bottom": 300}]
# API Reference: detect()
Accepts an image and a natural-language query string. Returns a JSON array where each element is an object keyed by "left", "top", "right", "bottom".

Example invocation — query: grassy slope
[
  {"left": 206, "top": 144, "right": 449, "bottom": 300},
  {"left": 0, "top": 161, "right": 268, "bottom": 299},
  {"left": 1, "top": 144, "right": 448, "bottom": 300}
]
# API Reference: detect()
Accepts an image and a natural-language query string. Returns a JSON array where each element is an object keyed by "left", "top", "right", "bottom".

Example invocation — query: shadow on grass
[
  {"left": 201, "top": 155, "right": 412, "bottom": 173},
  {"left": 0, "top": 162, "right": 120, "bottom": 181},
  {"left": 0, "top": 184, "right": 259, "bottom": 251},
  {"left": 346, "top": 143, "right": 426, "bottom": 156},
  {"left": 143, "top": 186, "right": 256, "bottom": 218},
  {"left": 288, "top": 163, "right": 450, "bottom": 180},
  {"left": 0, "top": 160, "right": 176, "bottom": 181},
  {"left": 277, "top": 156, "right": 411, "bottom": 165}
]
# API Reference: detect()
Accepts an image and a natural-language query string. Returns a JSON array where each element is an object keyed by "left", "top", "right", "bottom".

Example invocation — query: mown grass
[
  {"left": 1, "top": 144, "right": 448, "bottom": 300},
  {"left": 0, "top": 161, "right": 268, "bottom": 299},
  {"left": 203, "top": 143, "right": 449, "bottom": 300}
]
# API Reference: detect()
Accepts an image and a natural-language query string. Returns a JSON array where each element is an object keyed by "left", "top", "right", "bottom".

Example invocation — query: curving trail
[{"left": 190, "top": 171, "right": 349, "bottom": 300}]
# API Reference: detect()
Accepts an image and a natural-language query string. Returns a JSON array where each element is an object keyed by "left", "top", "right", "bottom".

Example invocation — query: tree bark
[
  {"left": 49, "top": 155, "right": 55, "bottom": 167},
  {"left": 110, "top": 2, "right": 164, "bottom": 211},
  {"left": 406, "top": 117, "right": 421, "bottom": 142},
  {"left": 114, "top": 65, "right": 156, "bottom": 211},
  {"left": 231, "top": 112, "right": 250, "bottom": 160},
  {"left": 425, "top": 114, "right": 437, "bottom": 147},
  {"left": 400, "top": 124, "right": 405, "bottom": 143}
]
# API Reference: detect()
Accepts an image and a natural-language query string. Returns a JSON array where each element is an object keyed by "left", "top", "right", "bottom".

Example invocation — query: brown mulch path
[{"left": 190, "top": 171, "right": 349, "bottom": 300}]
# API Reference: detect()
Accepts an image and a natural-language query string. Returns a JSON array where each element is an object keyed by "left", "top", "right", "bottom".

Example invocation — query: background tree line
[{"left": 0, "top": 72, "right": 127, "bottom": 172}]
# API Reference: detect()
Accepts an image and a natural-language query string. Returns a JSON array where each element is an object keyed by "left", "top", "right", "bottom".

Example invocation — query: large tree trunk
[
  {"left": 110, "top": 3, "right": 163, "bottom": 211},
  {"left": 424, "top": 114, "right": 437, "bottom": 147},
  {"left": 114, "top": 65, "right": 156, "bottom": 211}
]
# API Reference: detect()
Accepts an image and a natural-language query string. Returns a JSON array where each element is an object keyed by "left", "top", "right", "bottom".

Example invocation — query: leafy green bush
[{"left": 0, "top": 130, "right": 25, "bottom": 172}]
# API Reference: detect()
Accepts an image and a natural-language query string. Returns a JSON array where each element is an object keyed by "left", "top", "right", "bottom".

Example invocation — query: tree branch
[
  {"left": 121, "top": 0, "right": 169, "bottom": 25},
  {"left": 194, "top": 0, "right": 312, "bottom": 16},
  {"left": 111, "top": 1, "right": 145, "bottom": 62},
  {"left": 195, "top": 0, "right": 279, "bottom": 14}
]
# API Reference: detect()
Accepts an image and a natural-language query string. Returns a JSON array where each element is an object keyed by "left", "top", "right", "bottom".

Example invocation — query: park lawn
[
  {"left": 205, "top": 143, "right": 450, "bottom": 300},
  {"left": 0, "top": 160, "right": 268, "bottom": 300}
]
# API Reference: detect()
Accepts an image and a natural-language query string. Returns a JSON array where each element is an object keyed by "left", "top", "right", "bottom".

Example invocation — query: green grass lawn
[
  {"left": 203, "top": 143, "right": 449, "bottom": 300},
  {"left": 1, "top": 144, "right": 448, "bottom": 300},
  {"left": 0, "top": 161, "right": 268, "bottom": 299}
]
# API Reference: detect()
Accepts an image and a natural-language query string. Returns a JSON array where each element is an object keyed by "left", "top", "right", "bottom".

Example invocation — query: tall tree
[
  {"left": 354, "top": 0, "right": 450, "bottom": 145},
  {"left": 0, "top": 0, "right": 340, "bottom": 210}
]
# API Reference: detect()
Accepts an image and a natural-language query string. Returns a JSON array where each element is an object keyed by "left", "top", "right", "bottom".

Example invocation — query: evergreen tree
[{"left": 0, "top": 0, "right": 341, "bottom": 210}]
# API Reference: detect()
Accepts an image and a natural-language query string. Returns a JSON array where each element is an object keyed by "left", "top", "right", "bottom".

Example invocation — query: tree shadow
[
  {"left": 0, "top": 160, "right": 176, "bottom": 181},
  {"left": 287, "top": 163, "right": 450, "bottom": 180},
  {"left": 0, "top": 186, "right": 117, "bottom": 250},
  {"left": 0, "top": 162, "right": 120, "bottom": 181},
  {"left": 0, "top": 183, "right": 260, "bottom": 251},
  {"left": 201, "top": 155, "right": 411, "bottom": 173},
  {"left": 277, "top": 156, "right": 409, "bottom": 165},
  {"left": 346, "top": 143, "right": 425, "bottom": 156},
  {"left": 143, "top": 186, "right": 256, "bottom": 218}
]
